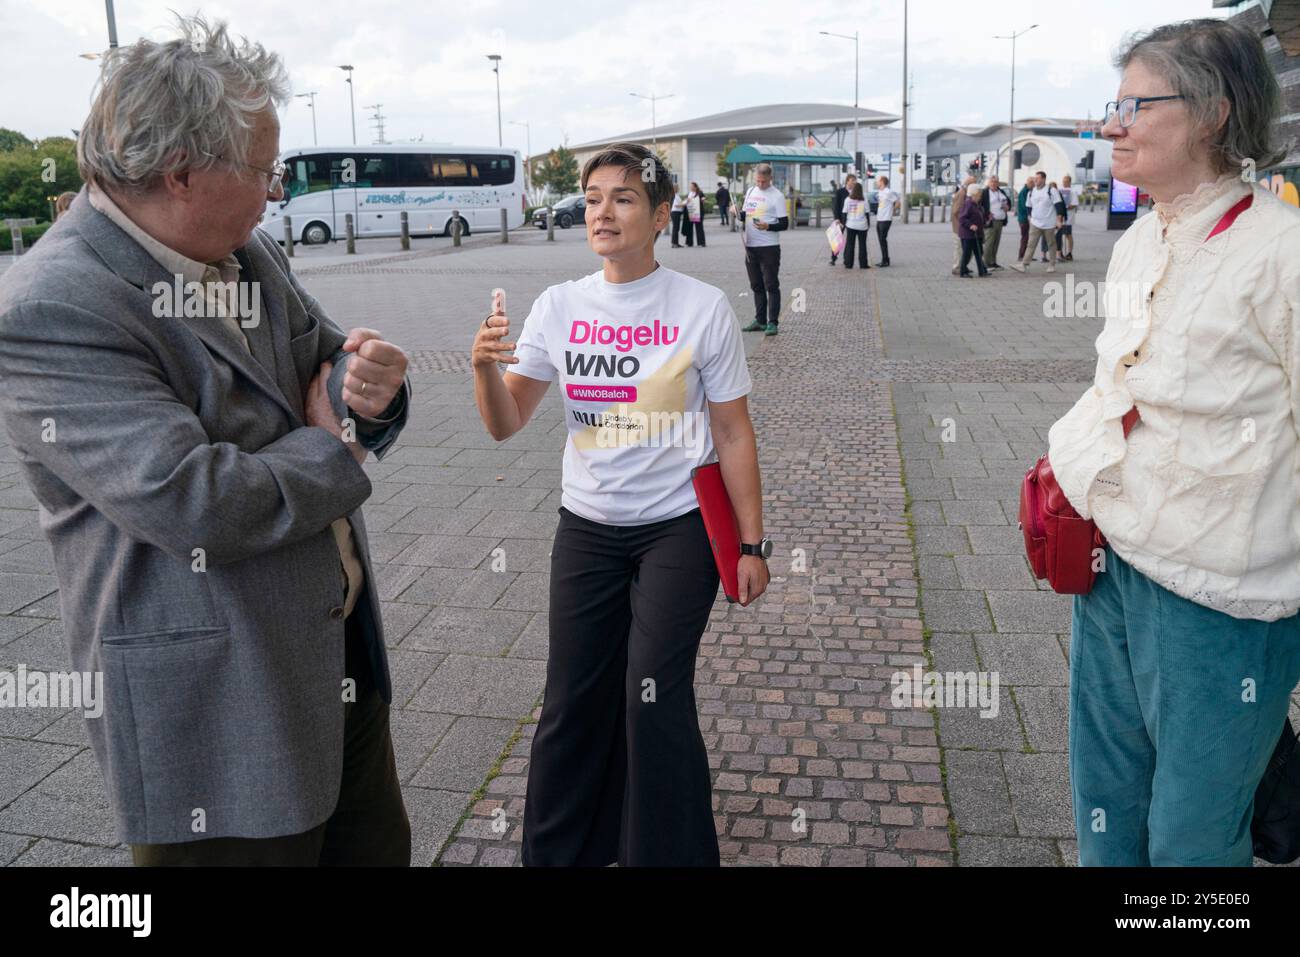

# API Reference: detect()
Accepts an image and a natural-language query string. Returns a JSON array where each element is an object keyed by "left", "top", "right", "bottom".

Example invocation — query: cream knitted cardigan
[{"left": 1048, "top": 172, "right": 1300, "bottom": 621}]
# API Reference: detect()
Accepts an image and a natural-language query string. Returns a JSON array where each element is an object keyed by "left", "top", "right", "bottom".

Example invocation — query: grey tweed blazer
[{"left": 0, "top": 190, "right": 413, "bottom": 844}]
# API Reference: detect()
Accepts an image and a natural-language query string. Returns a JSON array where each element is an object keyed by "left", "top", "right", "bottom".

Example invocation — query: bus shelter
[{"left": 724, "top": 143, "right": 854, "bottom": 226}]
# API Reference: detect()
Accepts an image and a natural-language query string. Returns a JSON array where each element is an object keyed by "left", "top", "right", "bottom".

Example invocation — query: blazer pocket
[
  {"left": 100, "top": 625, "right": 229, "bottom": 649},
  {"left": 100, "top": 626, "right": 241, "bottom": 814}
]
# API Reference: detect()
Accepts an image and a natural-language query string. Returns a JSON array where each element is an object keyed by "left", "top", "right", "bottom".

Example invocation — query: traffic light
[
  {"left": 1013, "top": 148, "right": 1023, "bottom": 169},
  {"left": 866, "top": 162, "right": 875, "bottom": 175},
  {"left": 913, "top": 152, "right": 922, "bottom": 171},
  {"left": 1084, "top": 149, "right": 1095, "bottom": 169}
]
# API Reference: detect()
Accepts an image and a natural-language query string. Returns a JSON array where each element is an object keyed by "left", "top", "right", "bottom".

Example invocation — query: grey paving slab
[
  {"left": 389, "top": 709, "right": 457, "bottom": 786},
  {"left": 942, "top": 749, "right": 1016, "bottom": 836},
  {"left": 0, "top": 737, "right": 78, "bottom": 809},
  {"left": 404, "top": 606, "right": 533, "bottom": 656},
  {"left": 985, "top": 590, "right": 1074, "bottom": 634},
  {"left": 0, "top": 750, "right": 120, "bottom": 846},
  {"left": 957, "top": 835, "right": 1061, "bottom": 866},
  {"left": 974, "top": 633, "right": 1069, "bottom": 686},
  {"left": 403, "top": 786, "right": 474, "bottom": 867},
  {"left": 409, "top": 716, "right": 517, "bottom": 792},
  {"left": 408, "top": 654, "right": 545, "bottom": 719},
  {"left": 1015, "top": 686, "right": 1071, "bottom": 753},
  {"left": 9, "top": 839, "right": 131, "bottom": 866},
  {"left": 1002, "top": 751, "right": 1075, "bottom": 839}
]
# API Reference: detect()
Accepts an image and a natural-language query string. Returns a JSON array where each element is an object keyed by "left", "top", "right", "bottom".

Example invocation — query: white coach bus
[{"left": 260, "top": 144, "right": 526, "bottom": 245}]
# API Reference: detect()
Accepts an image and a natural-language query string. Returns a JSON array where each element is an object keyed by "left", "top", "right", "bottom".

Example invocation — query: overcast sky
[{"left": 4, "top": 0, "right": 1243, "bottom": 153}]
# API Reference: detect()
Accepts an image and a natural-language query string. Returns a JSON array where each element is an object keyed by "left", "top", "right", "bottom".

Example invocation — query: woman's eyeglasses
[{"left": 1103, "top": 95, "right": 1185, "bottom": 128}]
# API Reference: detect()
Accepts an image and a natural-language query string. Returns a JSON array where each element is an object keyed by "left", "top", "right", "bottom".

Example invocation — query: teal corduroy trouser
[{"left": 1070, "top": 545, "right": 1300, "bottom": 866}]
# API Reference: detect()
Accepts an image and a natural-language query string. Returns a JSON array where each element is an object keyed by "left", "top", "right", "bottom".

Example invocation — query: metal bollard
[
  {"left": 500, "top": 207, "right": 509, "bottom": 244},
  {"left": 9, "top": 229, "right": 21, "bottom": 258},
  {"left": 400, "top": 211, "right": 410, "bottom": 250},
  {"left": 546, "top": 206, "right": 555, "bottom": 241},
  {"left": 452, "top": 210, "right": 462, "bottom": 247},
  {"left": 283, "top": 215, "right": 294, "bottom": 257},
  {"left": 345, "top": 213, "right": 355, "bottom": 254},
  {"left": 815, "top": 205, "right": 822, "bottom": 228}
]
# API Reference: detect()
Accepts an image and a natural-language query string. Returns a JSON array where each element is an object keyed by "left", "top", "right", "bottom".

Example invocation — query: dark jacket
[
  {"left": 958, "top": 196, "right": 989, "bottom": 239},
  {"left": 1017, "top": 184, "right": 1031, "bottom": 222},
  {"left": 715, "top": 186, "right": 731, "bottom": 208},
  {"left": 832, "top": 186, "right": 850, "bottom": 223}
]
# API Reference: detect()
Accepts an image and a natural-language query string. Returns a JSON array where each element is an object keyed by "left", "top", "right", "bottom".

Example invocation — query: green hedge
[
  {"left": 0, "top": 221, "right": 52, "bottom": 252},
  {"left": 907, "top": 192, "right": 932, "bottom": 206}
]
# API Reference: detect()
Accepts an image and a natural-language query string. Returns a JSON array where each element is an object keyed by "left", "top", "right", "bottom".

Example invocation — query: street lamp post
[
  {"left": 487, "top": 55, "right": 503, "bottom": 147},
  {"left": 819, "top": 30, "right": 859, "bottom": 175},
  {"left": 104, "top": 0, "right": 118, "bottom": 48},
  {"left": 994, "top": 23, "right": 1038, "bottom": 198},
  {"left": 339, "top": 65, "right": 356, "bottom": 145},
  {"left": 295, "top": 91, "right": 319, "bottom": 146},
  {"left": 902, "top": 0, "right": 910, "bottom": 223},
  {"left": 629, "top": 92, "right": 675, "bottom": 151}
]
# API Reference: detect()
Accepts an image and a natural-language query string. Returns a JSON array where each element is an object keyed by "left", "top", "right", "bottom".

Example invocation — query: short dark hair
[{"left": 580, "top": 142, "right": 674, "bottom": 214}]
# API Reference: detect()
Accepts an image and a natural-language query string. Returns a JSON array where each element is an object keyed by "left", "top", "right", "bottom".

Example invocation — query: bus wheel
[
  {"left": 302, "top": 222, "right": 331, "bottom": 245},
  {"left": 442, "top": 218, "right": 471, "bottom": 237}
]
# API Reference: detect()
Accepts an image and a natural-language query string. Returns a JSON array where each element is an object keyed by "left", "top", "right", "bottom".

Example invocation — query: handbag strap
[
  {"left": 1118, "top": 191, "right": 1255, "bottom": 437},
  {"left": 1205, "top": 192, "right": 1253, "bottom": 242}
]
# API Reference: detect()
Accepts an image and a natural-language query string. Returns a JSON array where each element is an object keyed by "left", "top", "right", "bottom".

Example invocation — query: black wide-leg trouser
[{"left": 522, "top": 505, "right": 722, "bottom": 867}]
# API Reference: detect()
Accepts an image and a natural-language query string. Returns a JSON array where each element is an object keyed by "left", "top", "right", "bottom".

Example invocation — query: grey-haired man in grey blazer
[{"left": 0, "top": 15, "right": 415, "bottom": 865}]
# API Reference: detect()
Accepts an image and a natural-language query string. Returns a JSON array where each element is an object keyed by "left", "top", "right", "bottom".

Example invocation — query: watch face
[{"left": 760, "top": 539, "right": 773, "bottom": 559}]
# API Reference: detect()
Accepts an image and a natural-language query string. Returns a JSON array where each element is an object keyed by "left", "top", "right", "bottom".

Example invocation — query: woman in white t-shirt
[
  {"left": 471, "top": 142, "right": 769, "bottom": 867},
  {"left": 842, "top": 182, "right": 870, "bottom": 269}
]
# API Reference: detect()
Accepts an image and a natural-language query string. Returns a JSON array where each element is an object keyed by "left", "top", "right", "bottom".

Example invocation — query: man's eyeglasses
[
  {"left": 1103, "top": 95, "right": 1185, "bottom": 129},
  {"left": 203, "top": 151, "right": 287, "bottom": 193}
]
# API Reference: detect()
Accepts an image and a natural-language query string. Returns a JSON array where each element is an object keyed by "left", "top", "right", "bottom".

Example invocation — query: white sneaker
[
  {"left": 1046, "top": 265, "right": 1056, "bottom": 273},
  {"left": 951, "top": 266, "right": 959, "bottom": 276},
  {"left": 1010, "top": 262, "right": 1026, "bottom": 272}
]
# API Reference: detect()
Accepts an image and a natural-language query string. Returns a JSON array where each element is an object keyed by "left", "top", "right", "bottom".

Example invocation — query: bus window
[
  {"left": 354, "top": 155, "right": 399, "bottom": 188},
  {"left": 471, "top": 154, "right": 515, "bottom": 186}
]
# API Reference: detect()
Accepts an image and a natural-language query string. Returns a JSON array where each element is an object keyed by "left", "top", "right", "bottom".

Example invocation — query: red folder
[{"left": 691, "top": 461, "right": 741, "bottom": 602}]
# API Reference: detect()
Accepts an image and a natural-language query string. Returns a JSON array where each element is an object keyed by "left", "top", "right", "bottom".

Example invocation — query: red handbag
[
  {"left": 1018, "top": 191, "right": 1255, "bottom": 595},
  {"left": 1019, "top": 407, "right": 1138, "bottom": 594}
]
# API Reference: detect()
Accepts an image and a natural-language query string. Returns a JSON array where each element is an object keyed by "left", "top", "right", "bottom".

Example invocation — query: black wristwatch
[{"left": 740, "top": 539, "right": 773, "bottom": 560}]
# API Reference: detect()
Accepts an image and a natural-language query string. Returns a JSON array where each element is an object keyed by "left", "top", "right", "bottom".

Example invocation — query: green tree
[
  {"left": 534, "top": 145, "right": 579, "bottom": 198},
  {"left": 715, "top": 138, "right": 738, "bottom": 180},
  {"left": 0, "top": 136, "right": 82, "bottom": 221},
  {"left": 0, "top": 129, "right": 35, "bottom": 153}
]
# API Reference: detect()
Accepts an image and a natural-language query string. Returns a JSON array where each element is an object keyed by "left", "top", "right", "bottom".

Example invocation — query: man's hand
[
  {"left": 340, "top": 328, "right": 408, "bottom": 418},
  {"left": 306, "top": 361, "right": 367, "bottom": 464},
  {"left": 754, "top": 220, "right": 769, "bottom": 231},
  {"left": 737, "top": 555, "right": 769, "bottom": 606}
]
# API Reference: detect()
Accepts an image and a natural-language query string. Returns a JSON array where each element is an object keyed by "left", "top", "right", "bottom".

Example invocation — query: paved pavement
[{"left": 1, "top": 209, "right": 1296, "bottom": 866}]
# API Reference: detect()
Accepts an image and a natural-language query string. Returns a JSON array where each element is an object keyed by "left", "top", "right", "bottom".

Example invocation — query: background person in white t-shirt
[
  {"left": 1059, "top": 173, "right": 1079, "bottom": 261},
  {"left": 842, "top": 182, "right": 870, "bottom": 268},
  {"left": 1010, "top": 170, "right": 1064, "bottom": 272},
  {"left": 471, "top": 141, "right": 769, "bottom": 867},
  {"left": 874, "top": 175, "right": 901, "bottom": 266},
  {"left": 729, "top": 162, "right": 788, "bottom": 335}
]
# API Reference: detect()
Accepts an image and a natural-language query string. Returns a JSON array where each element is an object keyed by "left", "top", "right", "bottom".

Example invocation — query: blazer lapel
[
  {"left": 234, "top": 245, "right": 305, "bottom": 426},
  {"left": 73, "top": 199, "right": 299, "bottom": 424}
]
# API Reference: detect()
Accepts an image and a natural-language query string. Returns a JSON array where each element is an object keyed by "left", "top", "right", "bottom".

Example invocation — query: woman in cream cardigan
[{"left": 1047, "top": 17, "right": 1300, "bottom": 866}]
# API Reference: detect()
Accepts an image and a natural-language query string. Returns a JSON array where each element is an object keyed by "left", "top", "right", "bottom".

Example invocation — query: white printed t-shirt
[
  {"left": 510, "top": 264, "right": 753, "bottom": 525},
  {"left": 875, "top": 186, "right": 901, "bottom": 222},
  {"left": 741, "top": 185, "right": 786, "bottom": 247},
  {"left": 844, "top": 198, "right": 868, "bottom": 231}
]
